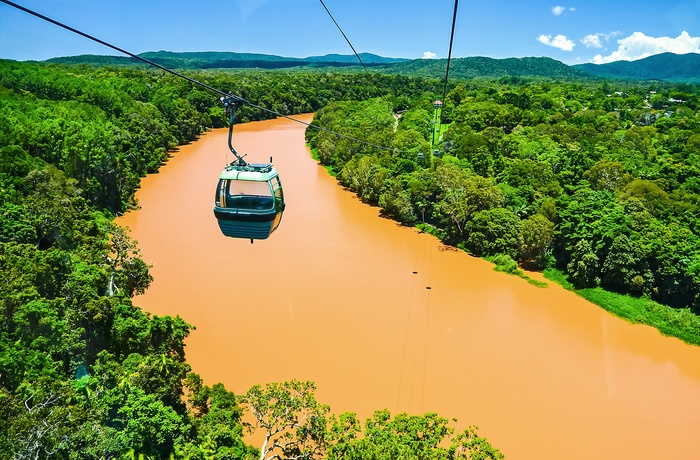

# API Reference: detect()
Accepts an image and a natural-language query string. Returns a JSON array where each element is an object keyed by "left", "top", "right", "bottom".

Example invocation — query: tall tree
[{"left": 243, "top": 380, "right": 329, "bottom": 460}]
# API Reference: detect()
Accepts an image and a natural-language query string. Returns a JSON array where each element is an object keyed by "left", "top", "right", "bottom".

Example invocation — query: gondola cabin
[{"left": 213, "top": 163, "right": 285, "bottom": 240}]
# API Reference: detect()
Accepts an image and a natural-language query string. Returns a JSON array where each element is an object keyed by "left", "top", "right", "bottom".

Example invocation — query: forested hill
[
  {"left": 574, "top": 52, "right": 700, "bottom": 83},
  {"left": 304, "top": 53, "right": 409, "bottom": 64},
  {"left": 377, "top": 56, "right": 588, "bottom": 80},
  {"left": 46, "top": 50, "right": 700, "bottom": 82},
  {"left": 47, "top": 50, "right": 409, "bottom": 70},
  {"left": 47, "top": 52, "right": 584, "bottom": 79}
]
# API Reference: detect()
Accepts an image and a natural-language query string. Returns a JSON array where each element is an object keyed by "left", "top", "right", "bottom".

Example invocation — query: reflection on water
[{"left": 118, "top": 114, "right": 700, "bottom": 459}]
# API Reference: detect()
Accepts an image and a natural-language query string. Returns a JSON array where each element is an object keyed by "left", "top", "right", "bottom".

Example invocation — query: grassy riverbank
[
  {"left": 544, "top": 268, "right": 700, "bottom": 346},
  {"left": 416, "top": 223, "right": 700, "bottom": 346},
  {"left": 416, "top": 223, "right": 549, "bottom": 288},
  {"left": 309, "top": 147, "right": 337, "bottom": 176}
]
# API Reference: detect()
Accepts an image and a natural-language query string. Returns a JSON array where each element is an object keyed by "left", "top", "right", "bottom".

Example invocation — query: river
[{"left": 117, "top": 114, "right": 700, "bottom": 459}]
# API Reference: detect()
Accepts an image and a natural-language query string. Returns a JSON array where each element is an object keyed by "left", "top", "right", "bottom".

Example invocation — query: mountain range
[{"left": 44, "top": 51, "right": 700, "bottom": 83}]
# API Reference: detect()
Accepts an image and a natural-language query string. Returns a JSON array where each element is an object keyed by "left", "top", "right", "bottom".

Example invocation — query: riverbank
[
  {"left": 416, "top": 215, "right": 700, "bottom": 346},
  {"left": 309, "top": 144, "right": 700, "bottom": 347},
  {"left": 417, "top": 215, "right": 700, "bottom": 347},
  {"left": 544, "top": 268, "right": 700, "bottom": 346}
]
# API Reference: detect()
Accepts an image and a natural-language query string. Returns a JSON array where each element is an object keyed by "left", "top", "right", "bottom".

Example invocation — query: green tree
[
  {"left": 583, "top": 160, "right": 631, "bottom": 192},
  {"left": 5, "top": 385, "right": 74, "bottom": 460},
  {"left": 354, "top": 410, "right": 452, "bottom": 460},
  {"left": 105, "top": 224, "right": 152, "bottom": 298},
  {"left": 181, "top": 377, "right": 252, "bottom": 459},
  {"left": 600, "top": 234, "right": 640, "bottom": 293},
  {"left": 397, "top": 108, "right": 433, "bottom": 141},
  {"left": 22, "top": 166, "right": 83, "bottom": 249},
  {"left": 433, "top": 163, "right": 503, "bottom": 241},
  {"left": 339, "top": 155, "right": 390, "bottom": 204},
  {"left": 619, "top": 179, "right": 671, "bottom": 218},
  {"left": 520, "top": 214, "right": 555, "bottom": 268},
  {"left": 465, "top": 208, "right": 522, "bottom": 258},
  {"left": 115, "top": 388, "right": 184, "bottom": 457},
  {"left": 243, "top": 380, "right": 329, "bottom": 460},
  {"left": 567, "top": 239, "right": 600, "bottom": 288},
  {"left": 379, "top": 178, "right": 417, "bottom": 225},
  {"left": 325, "top": 410, "right": 504, "bottom": 460},
  {"left": 450, "top": 426, "right": 504, "bottom": 460}
]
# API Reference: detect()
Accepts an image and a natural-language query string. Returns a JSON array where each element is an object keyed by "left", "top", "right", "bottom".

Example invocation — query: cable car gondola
[{"left": 213, "top": 96, "right": 285, "bottom": 242}]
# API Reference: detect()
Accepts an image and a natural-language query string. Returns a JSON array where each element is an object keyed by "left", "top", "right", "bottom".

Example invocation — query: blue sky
[{"left": 1, "top": 0, "right": 699, "bottom": 65}]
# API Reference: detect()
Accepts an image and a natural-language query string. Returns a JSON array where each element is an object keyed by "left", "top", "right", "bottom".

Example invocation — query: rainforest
[{"left": 2, "top": 56, "right": 700, "bottom": 459}]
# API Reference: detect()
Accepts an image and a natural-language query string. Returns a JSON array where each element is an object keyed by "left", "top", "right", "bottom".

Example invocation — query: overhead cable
[
  {"left": 318, "top": 0, "right": 374, "bottom": 80},
  {"left": 441, "top": 0, "right": 459, "bottom": 104}
]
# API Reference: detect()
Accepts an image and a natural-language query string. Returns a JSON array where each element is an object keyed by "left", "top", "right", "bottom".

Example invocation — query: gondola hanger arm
[{"left": 222, "top": 95, "right": 247, "bottom": 166}]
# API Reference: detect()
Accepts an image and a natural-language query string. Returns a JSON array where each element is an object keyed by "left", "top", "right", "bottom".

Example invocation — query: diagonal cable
[
  {"left": 318, "top": 0, "right": 373, "bottom": 79},
  {"left": 441, "top": 0, "right": 459, "bottom": 104}
]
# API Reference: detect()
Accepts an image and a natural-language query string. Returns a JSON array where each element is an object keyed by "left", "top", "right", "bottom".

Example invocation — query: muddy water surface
[{"left": 118, "top": 114, "right": 700, "bottom": 459}]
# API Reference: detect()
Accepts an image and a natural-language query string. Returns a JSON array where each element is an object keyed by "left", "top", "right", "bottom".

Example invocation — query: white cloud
[
  {"left": 581, "top": 31, "right": 622, "bottom": 49},
  {"left": 582, "top": 34, "right": 603, "bottom": 48},
  {"left": 591, "top": 30, "right": 700, "bottom": 63},
  {"left": 552, "top": 6, "right": 575, "bottom": 16},
  {"left": 538, "top": 34, "right": 575, "bottom": 51},
  {"left": 422, "top": 51, "right": 437, "bottom": 59}
]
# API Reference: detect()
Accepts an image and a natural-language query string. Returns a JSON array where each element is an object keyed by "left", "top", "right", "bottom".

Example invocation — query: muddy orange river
[{"left": 118, "top": 114, "right": 700, "bottom": 459}]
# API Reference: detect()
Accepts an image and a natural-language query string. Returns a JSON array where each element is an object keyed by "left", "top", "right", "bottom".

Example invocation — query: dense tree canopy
[
  {"left": 3, "top": 54, "right": 700, "bottom": 458},
  {"left": 0, "top": 59, "right": 503, "bottom": 459}
]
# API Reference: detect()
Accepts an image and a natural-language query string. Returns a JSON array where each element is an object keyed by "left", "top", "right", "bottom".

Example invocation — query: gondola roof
[{"left": 219, "top": 163, "right": 278, "bottom": 181}]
